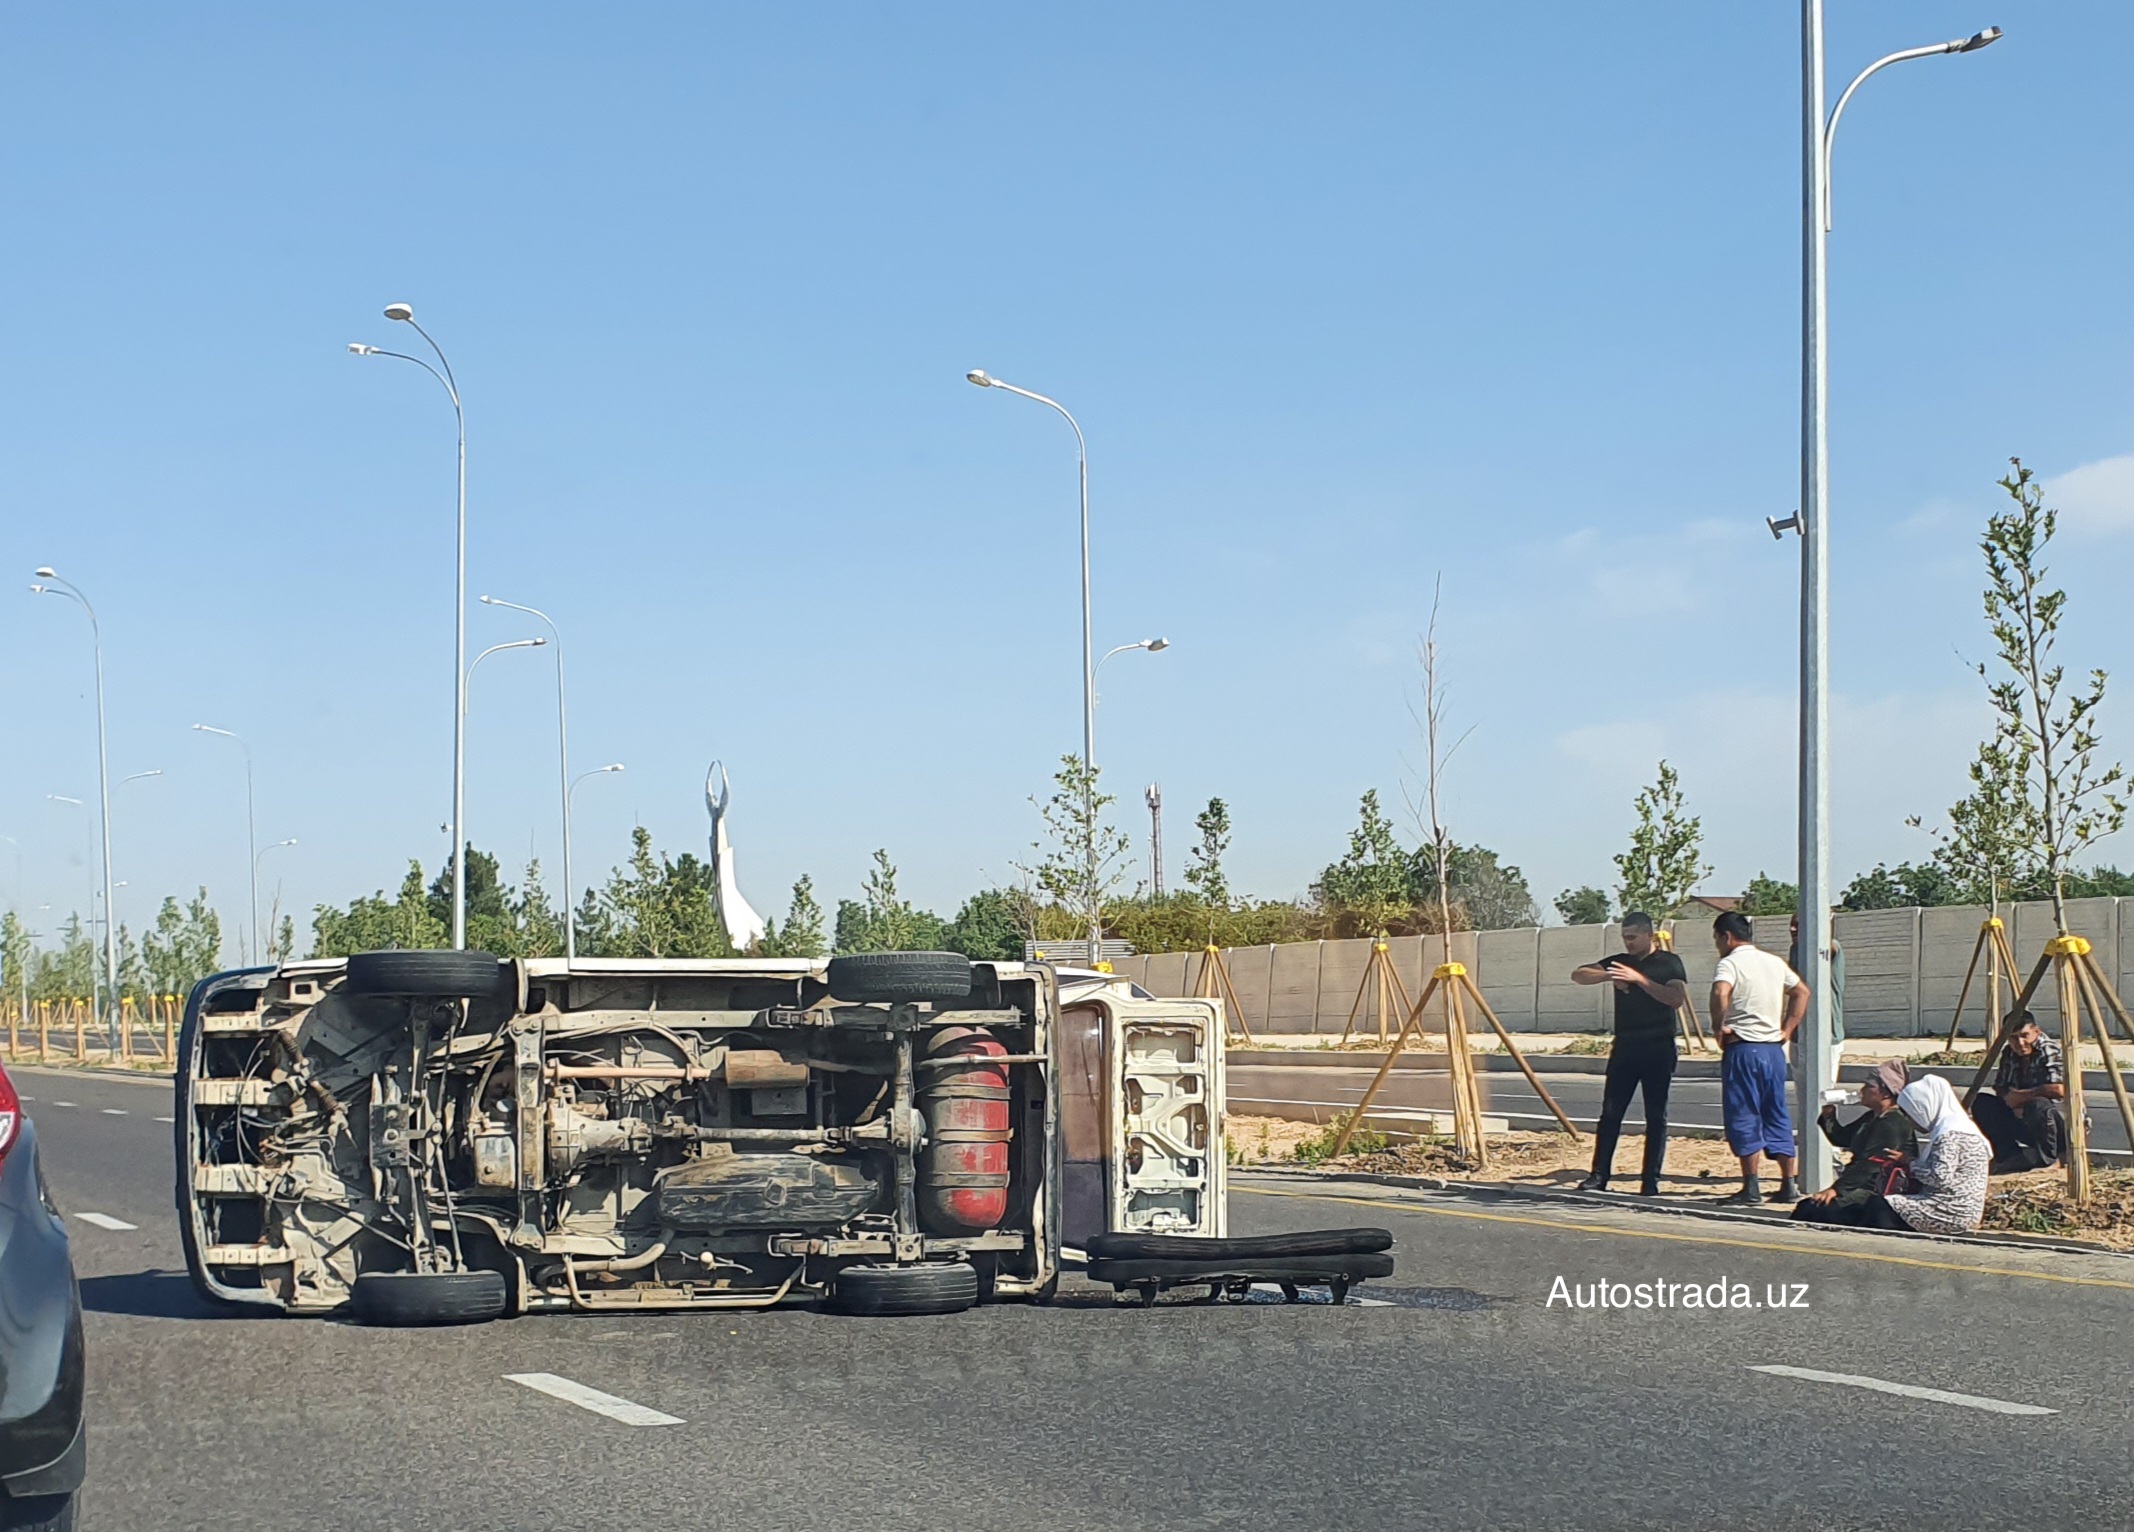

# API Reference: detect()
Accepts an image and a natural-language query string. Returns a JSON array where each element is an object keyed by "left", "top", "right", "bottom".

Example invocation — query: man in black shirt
[{"left": 1570, "top": 911, "right": 1690, "bottom": 1194}]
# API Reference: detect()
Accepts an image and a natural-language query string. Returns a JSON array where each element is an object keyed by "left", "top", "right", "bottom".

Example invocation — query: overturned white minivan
[{"left": 174, "top": 949, "right": 1227, "bottom": 1322}]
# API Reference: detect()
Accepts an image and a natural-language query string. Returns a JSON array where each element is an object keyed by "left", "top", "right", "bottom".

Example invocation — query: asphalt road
[
  {"left": 1231, "top": 1058, "right": 2134, "bottom": 1157},
  {"left": 21, "top": 1063, "right": 2134, "bottom": 1531}
]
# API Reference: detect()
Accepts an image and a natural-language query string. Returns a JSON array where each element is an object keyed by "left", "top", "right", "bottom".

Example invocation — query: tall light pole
[
  {"left": 1794, "top": 6, "right": 2000, "bottom": 1190},
  {"left": 480, "top": 595, "right": 578, "bottom": 958},
  {"left": 967, "top": 368, "right": 1103, "bottom": 960},
  {"left": 31, "top": 569, "right": 117, "bottom": 1023},
  {"left": 193, "top": 724, "right": 259, "bottom": 962},
  {"left": 350, "top": 302, "right": 468, "bottom": 948}
]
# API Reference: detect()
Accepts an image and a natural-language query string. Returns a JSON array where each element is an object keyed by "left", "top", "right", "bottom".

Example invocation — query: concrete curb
[{"left": 1239, "top": 1167, "right": 2129, "bottom": 1261}]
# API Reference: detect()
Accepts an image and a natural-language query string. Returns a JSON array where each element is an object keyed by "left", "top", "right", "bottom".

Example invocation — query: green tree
[
  {"left": 942, "top": 888, "right": 1026, "bottom": 962},
  {"left": 1422, "top": 843, "right": 1538, "bottom": 931},
  {"left": 756, "top": 875, "right": 828, "bottom": 958},
  {"left": 1913, "top": 730, "right": 2041, "bottom": 909},
  {"left": 582, "top": 827, "right": 733, "bottom": 958},
  {"left": 1022, "top": 756, "right": 1134, "bottom": 943},
  {"left": 140, "top": 888, "right": 223, "bottom": 996},
  {"left": 1975, "top": 459, "right": 2125, "bottom": 932},
  {"left": 428, "top": 846, "right": 508, "bottom": 931},
  {"left": 0, "top": 912, "right": 29, "bottom": 1013},
  {"left": 1839, "top": 862, "right": 1961, "bottom": 912},
  {"left": 1738, "top": 872, "right": 1800, "bottom": 918},
  {"left": 833, "top": 851, "right": 948, "bottom": 954},
  {"left": 1554, "top": 886, "right": 1611, "bottom": 926},
  {"left": 1312, "top": 790, "right": 1412, "bottom": 935},
  {"left": 1613, "top": 761, "right": 1711, "bottom": 919},
  {"left": 312, "top": 860, "right": 448, "bottom": 957},
  {"left": 33, "top": 914, "right": 97, "bottom": 1002},
  {"left": 1183, "top": 796, "right": 1231, "bottom": 909}
]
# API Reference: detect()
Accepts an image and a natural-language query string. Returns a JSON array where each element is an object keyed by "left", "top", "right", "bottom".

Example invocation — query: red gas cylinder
[{"left": 916, "top": 1026, "right": 1013, "bottom": 1235}]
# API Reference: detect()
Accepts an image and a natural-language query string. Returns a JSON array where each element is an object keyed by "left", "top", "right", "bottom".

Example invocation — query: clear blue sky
[{"left": 5, "top": 2, "right": 2133, "bottom": 951}]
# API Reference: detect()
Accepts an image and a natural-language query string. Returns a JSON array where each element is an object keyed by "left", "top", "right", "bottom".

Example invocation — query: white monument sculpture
[{"left": 705, "top": 761, "right": 768, "bottom": 951}]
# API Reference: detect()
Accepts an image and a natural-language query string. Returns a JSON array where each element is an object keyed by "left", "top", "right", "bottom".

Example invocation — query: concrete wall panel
[{"left": 1264, "top": 941, "right": 1323, "bottom": 1035}]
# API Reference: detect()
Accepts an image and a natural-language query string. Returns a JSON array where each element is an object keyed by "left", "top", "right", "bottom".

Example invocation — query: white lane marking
[
  {"left": 1750, "top": 1366, "right": 2056, "bottom": 1417},
  {"left": 101, "top": 1108, "right": 127, "bottom": 1116},
  {"left": 154, "top": 1116, "right": 174, "bottom": 1123},
  {"left": 504, "top": 1373, "right": 683, "bottom": 1427},
  {"left": 52, "top": 1101, "right": 75, "bottom": 1108},
  {"left": 74, "top": 1212, "right": 139, "bottom": 1232}
]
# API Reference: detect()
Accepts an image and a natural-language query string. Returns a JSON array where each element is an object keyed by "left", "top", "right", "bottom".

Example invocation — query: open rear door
[{"left": 1108, "top": 996, "right": 1227, "bottom": 1237}]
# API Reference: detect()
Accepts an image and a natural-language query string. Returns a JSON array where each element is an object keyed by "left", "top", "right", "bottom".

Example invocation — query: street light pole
[
  {"left": 350, "top": 302, "right": 468, "bottom": 948},
  {"left": 192, "top": 724, "right": 258, "bottom": 963},
  {"left": 480, "top": 596, "right": 576, "bottom": 958},
  {"left": 30, "top": 570, "right": 117, "bottom": 1024},
  {"left": 1795, "top": 5, "right": 2000, "bottom": 1190},
  {"left": 967, "top": 369, "right": 1102, "bottom": 960}
]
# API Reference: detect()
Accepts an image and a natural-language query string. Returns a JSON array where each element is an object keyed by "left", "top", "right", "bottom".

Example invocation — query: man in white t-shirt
[{"left": 1709, "top": 910, "right": 1810, "bottom": 1207}]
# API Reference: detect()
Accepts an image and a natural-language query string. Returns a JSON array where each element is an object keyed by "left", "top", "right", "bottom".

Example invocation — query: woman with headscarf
[{"left": 1818, "top": 1074, "right": 1991, "bottom": 1233}]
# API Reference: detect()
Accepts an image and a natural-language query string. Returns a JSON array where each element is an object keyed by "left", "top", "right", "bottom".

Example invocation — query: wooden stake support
[
  {"left": 1959, "top": 934, "right": 2134, "bottom": 1207},
  {"left": 1337, "top": 940, "right": 1414, "bottom": 1048},
  {"left": 1943, "top": 917, "right": 2021, "bottom": 1052},
  {"left": 1655, "top": 926, "right": 1713, "bottom": 1054},
  {"left": 1330, "top": 959, "right": 1581, "bottom": 1166},
  {"left": 1192, "top": 944, "right": 1254, "bottom": 1045}
]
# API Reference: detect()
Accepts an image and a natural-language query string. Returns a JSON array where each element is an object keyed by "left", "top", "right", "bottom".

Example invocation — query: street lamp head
[
  {"left": 347, "top": 343, "right": 378, "bottom": 356},
  {"left": 27, "top": 585, "right": 44, "bottom": 596},
  {"left": 966, "top": 370, "right": 994, "bottom": 388},
  {"left": 1955, "top": 26, "right": 2002, "bottom": 51},
  {"left": 1145, "top": 637, "right": 1171, "bottom": 653},
  {"left": 33, "top": 568, "right": 54, "bottom": 580},
  {"left": 384, "top": 303, "right": 414, "bottom": 322}
]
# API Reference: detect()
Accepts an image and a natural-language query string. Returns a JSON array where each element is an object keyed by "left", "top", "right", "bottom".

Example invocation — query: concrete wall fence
[{"left": 1106, "top": 897, "right": 2134, "bottom": 1039}]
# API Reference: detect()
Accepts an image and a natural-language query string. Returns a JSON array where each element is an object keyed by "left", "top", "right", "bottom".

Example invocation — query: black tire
[
  {"left": 351, "top": 1269, "right": 508, "bottom": 1327},
  {"left": 1, "top": 1495, "right": 75, "bottom": 1532},
  {"left": 825, "top": 952, "right": 974, "bottom": 1006},
  {"left": 344, "top": 949, "right": 511, "bottom": 1002},
  {"left": 832, "top": 1262, "right": 980, "bottom": 1316},
  {"left": 1084, "top": 1227, "right": 1393, "bottom": 1262}
]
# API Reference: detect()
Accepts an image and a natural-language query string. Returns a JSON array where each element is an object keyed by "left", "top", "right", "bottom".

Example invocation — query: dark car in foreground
[{"left": 0, "top": 1061, "right": 87, "bottom": 1530}]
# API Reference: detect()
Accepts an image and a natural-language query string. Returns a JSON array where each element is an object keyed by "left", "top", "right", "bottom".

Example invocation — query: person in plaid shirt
[{"left": 1974, "top": 1011, "right": 2068, "bottom": 1174}]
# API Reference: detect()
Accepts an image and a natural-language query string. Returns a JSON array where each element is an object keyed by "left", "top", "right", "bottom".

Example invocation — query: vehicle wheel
[
  {"left": 832, "top": 1262, "right": 980, "bottom": 1316},
  {"left": 825, "top": 952, "right": 974, "bottom": 1005},
  {"left": 1, "top": 1494, "right": 75, "bottom": 1531},
  {"left": 344, "top": 949, "right": 511, "bottom": 1002},
  {"left": 351, "top": 1269, "right": 508, "bottom": 1326}
]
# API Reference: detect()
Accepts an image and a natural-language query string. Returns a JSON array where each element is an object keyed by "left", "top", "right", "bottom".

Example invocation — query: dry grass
[
  {"left": 1981, "top": 1168, "right": 2134, "bottom": 1251},
  {"left": 1225, "top": 1113, "right": 1748, "bottom": 1193}
]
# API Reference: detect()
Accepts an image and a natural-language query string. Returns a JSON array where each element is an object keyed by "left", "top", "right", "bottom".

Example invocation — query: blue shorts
[{"left": 1721, "top": 1041, "right": 1795, "bottom": 1158}]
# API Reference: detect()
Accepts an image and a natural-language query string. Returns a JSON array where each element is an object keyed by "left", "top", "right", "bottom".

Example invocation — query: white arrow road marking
[
  {"left": 1751, "top": 1366, "right": 2056, "bottom": 1417},
  {"left": 504, "top": 1373, "right": 683, "bottom": 1427},
  {"left": 74, "top": 1212, "right": 138, "bottom": 1232},
  {"left": 101, "top": 1108, "right": 126, "bottom": 1116}
]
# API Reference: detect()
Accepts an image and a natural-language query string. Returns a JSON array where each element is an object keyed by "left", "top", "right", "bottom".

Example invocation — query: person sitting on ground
[
  {"left": 1791, "top": 1059, "right": 1914, "bottom": 1224},
  {"left": 1570, "top": 911, "right": 1690, "bottom": 1196},
  {"left": 1973, "top": 1012, "right": 2068, "bottom": 1175},
  {"left": 1814, "top": 1075, "right": 1991, "bottom": 1233},
  {"left": 1709, "top": 911, "right": 1809, "bottom": 1207}
]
